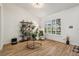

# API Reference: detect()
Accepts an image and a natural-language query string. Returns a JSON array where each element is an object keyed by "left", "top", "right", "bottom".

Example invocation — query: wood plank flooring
[{"left": 0, "top": 40, "right": 79, "bottom": 56}]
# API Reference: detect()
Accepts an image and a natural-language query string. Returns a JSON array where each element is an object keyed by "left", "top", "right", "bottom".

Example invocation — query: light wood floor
[{"left": 0, "top": 40, "right": 79, "bottom": 56}]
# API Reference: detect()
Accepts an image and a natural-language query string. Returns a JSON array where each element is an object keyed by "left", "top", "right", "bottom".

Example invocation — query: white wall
[
  {"left": 2, "top": 4, "right": 39, "bottom": 45},
  {"left": 0, "top": 4, "right": 3, "bottom": 50},
  {"left": 0, "top": 6, "right": 1, "bottom": 49},
  {"left": 43, "top": 5, "right": 79, "bottom": 45}
]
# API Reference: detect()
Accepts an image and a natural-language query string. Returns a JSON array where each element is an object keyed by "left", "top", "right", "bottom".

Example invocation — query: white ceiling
[
  {"left": 17, "top": 3, "right": 79, "bottom": 18},
  {"left": 5, "top": 3, "right": 79, "bottom": 18}
]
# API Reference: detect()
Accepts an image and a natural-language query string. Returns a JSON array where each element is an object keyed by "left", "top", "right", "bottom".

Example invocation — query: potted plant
[{"left": 39, "top": 30, "right": 44, "bottom": 40}]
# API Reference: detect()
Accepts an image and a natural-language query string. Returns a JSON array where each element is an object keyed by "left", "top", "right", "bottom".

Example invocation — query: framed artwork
[{"left": 69, "top": 26, "right": 73, "bottom": 29}]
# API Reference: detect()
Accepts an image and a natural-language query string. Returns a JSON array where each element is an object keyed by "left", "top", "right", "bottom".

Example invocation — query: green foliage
[{"left": 39, "top": 30, "right": 43, "bottom": 37}]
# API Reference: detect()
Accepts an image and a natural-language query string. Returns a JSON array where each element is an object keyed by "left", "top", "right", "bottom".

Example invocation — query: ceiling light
[{"left": 32, "top": 3, "right": 44, "bottom": 8}]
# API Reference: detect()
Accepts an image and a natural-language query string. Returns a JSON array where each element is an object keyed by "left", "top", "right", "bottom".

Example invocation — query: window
[{"left": 45, "top": 19, "right": 61, "bottom": 35}]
